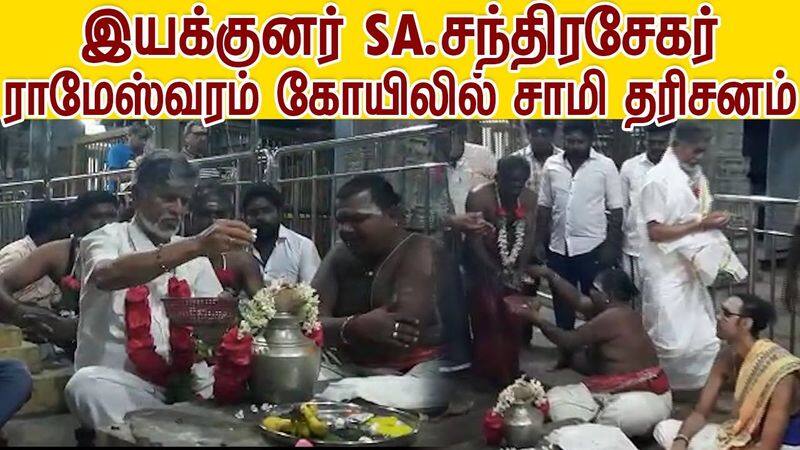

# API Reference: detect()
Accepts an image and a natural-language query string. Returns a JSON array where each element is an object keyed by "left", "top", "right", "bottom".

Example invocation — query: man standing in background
[
  {"left": 514, "top": 120, "right": 563, "bottom": 195},
  {"left": 105, "top": 122, "right": 152, "bottom": 192},
  {"left": 536, "top": 120, "right": 624, "bottom": 368},
  {"left": 619, "top": 123, "right": 673, "bottom": 295}
]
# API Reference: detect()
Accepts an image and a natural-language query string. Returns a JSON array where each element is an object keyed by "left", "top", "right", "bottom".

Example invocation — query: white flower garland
[
  {"left": 498, "top": 217, "right": 526, "bottom": 270},
  {"left": 493, "top": 376, "right": 547, "bottom": 416},
  {"left": 238, "top": 279, "right": 320, "bottom": 338}
]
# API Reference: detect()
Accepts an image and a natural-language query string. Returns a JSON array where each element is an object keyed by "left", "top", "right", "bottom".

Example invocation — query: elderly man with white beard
[
  {"left": 65, "top": 150, "right": 254, "bottom": 435},
  {"left": 639, "top": 121, "right": 746, "bottom": 393}
]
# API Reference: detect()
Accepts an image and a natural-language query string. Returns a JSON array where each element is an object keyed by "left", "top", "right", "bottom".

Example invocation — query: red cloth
[
  {"left": 583, "top": 366, "right": 670, "bottom": 395},
  {"left": 471, "top": 283, "right": 522, "bottom": 386},
  {"left": 358, "top": 346, "right": 442, "bottom": 372},
  {"left": 214, "top": 268, "right": 237, "bottom": 291}
]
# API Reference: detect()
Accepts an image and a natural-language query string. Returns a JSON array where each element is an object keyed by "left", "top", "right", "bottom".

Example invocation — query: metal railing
[
  {"left": 6, "top": 125, "right": 799, "bottom": 350},
  {"left": 714, "top": 194, "right": 799, "bottom": 351},
  {"left": 0, "top": 124, "right": 453, "bottom": 254}
]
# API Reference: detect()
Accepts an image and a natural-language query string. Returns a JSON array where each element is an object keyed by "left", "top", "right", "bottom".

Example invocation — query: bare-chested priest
[
  {"left": 313, "top": 174, "right": 442, "bottom": 379},
  {"left": 505, "top": 267, "right": 672, "bottom": 437}
]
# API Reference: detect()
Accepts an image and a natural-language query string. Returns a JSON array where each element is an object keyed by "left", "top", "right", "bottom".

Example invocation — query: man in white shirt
[
  {"left": 513, "top": 120, "right": 563, "bottom": 194},
  {"left": 640, "top": 121, "right": 731, "bottom": 391},
  {"left": 65, "top": 150, "right": 254, "bottom": 432},
  {"left": 536, "top": 121, "right": 624, "bottom": 366},
  {"left": 242, "top": 183, "right": 321, "bottom": 284},
  {"left": 0, "top": 201, "right": 70, "bottom": 309},
  {"left": 619, "top": 123, "right": 673, "bottom": 295}
]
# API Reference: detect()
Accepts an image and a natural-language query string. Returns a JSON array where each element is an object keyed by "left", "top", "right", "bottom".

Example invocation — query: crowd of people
[{"left": 0, "top": 119, "right": 797, "bottom": 449}]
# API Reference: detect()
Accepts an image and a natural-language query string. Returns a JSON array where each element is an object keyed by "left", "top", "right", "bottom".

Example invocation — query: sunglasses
[{"left": 720, "top": 306, "right": 745, "bottom": 318}]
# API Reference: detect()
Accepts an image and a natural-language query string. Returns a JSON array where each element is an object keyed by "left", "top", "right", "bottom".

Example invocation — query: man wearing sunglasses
[
  {"left": 655, "top": 294, "right": 800, "bottom": 450},
  {"left": 504, "top": 266, "right": 671, "bottom": 438},
  {"left": 181, "top": 121, "right": 223, "bottom": 181}
]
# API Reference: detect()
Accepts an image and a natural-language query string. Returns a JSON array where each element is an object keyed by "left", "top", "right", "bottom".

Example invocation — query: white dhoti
[
  {"left": 640, "top": 150, "right": 724, "bottom": 391},
  {"left": 546, "top": 423, "right": 638, "bottom": 450},
  {"left": 318, "top": 353, "right": 447, "bottom": 410},
  {"left": 319, "top": 350, "right": 442, "bottom": 381},
  {"left": 65, "top": 363, "right": 215, "bottom": 429},
  {"left": 653, "top": 419, "right": 800, "bottom": 450},
  {"left": 65, "top": 366, "right": 166, "bottom": 429},
  {"left": 547, "top": 383, "right": 672, "bottom": 437},
  {"left": 640, "top": 256, "right": 720, "bottom": 390}
]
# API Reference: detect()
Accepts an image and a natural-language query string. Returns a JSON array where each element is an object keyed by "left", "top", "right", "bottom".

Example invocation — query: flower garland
[
  {"left": 238, "top": 279, "right": 322, "bottom": 349},
  {"left": 213, "top": 326, "right": 253, "bottom": 404},
  {"left": 496, "top": 192, "right": 526, "bottom": 272},
  {"left": 483, "top": 376, "right": 549, "bottom": 446},
  {"left": 58, "top": 274, "right": 81, "bottom": 315},
  {"left": 59, "top": 275, "right": 80, "bottom": 293},
  {"left": 124, "top": 277, "right": 196, "bottom": 401},
  {"left": 212, "top": 280, "right": 323, "bottom": 403},
  {"left": 492, "top": 375, "right": 547, "bottom": 415}
]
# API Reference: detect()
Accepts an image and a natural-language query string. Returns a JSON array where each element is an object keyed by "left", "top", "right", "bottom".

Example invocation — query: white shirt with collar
[
  {"left": 538, "top": 148, "right": 624, "bottom": 257},
  {"left": 620, "top": 152, "right": 658, "bottom": 258},
  {"left": 75, "top": 220, "right": 223, "bottom": 373},
  {"left": 512, "top": 144, "right": 564, "bottom": 194},
  {"left": 253, "top": 225, "right": 321, "bottom": 284},
  {"left": 447, "top": 143, "right": 497, "bottom": 216}
]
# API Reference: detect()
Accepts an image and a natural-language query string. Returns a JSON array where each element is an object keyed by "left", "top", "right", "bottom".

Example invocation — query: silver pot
[
  {"left": 250, "top": 313, "right": 321, "bottom": 404},
  {"left": 503, "top": 403, "right": 545, "bottom": 448}
]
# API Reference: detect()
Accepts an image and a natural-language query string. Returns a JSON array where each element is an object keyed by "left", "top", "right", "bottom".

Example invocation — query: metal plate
[{"left": 259, "top": 401, "right": 420, "bottom": 447}]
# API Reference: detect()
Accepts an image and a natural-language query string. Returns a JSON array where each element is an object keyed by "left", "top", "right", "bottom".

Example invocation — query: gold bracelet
[
  {"left": 340, "top": 315, "right": 355, "bottom": 346},
  {"left": 155, "top": 244, "right": 169, "bottom": 274}
]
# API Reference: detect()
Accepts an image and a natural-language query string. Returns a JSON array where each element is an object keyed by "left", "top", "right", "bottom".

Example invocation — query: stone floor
[{"left": 2, "top": 275, "right": 786, "bottom": 447}]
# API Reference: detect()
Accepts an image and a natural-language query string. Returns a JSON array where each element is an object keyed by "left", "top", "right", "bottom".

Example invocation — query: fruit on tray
[
  {"left": 262, "top": 403, "right": 329, "bottom": 439},
  {"left": 262, "top": 416, "right": 293, "bottom": 434},
  {"left": 300, "top": 403, "right": 329, "bottom": 438}
]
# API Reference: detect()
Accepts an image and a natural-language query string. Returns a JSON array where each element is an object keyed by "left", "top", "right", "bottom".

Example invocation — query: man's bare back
[{"left": 581, "top": 306, "right": 661, "bottom": 375}]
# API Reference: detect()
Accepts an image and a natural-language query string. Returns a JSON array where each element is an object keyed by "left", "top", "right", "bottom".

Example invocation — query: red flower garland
[
  {"left": 213, "top": 326, "right": 253, "bottom": 404},
  {"left": 212, "top": 322, "right": 323, "bottom": 405},
  {"left": 124, "top": 276, "right": 326, "bottom": 404},
  {"left": 496, "top": 202, "right": 526, "bottom": 221},
  {"left": 305, "top": 323, "right": 324, "bottom": 348},
  {"left": 481, "top": 400, "right": 550, "bottom": 445},
  {"left": 59, "top": 275, "right": 81, "bottom": 293},
  {"left": 482, "top": 409, "right": 504, "bottom": 446},
  {"left": 124, "top": 277, "right": 195, "bottom": 387}
]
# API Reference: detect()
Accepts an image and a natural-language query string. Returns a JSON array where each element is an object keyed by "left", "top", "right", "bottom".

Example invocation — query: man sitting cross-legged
[
  {"left": 654, "top": 294, "right": 800, "bottom": 450},
  {"left": 504, "top": 266, "right": 672, "bottom": 437},
  {"left": 313, "top": 174, "right": 443, "bottom": 380},
  {"left": 64, "top": 151, "right": 255, "bottom": 432}
]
